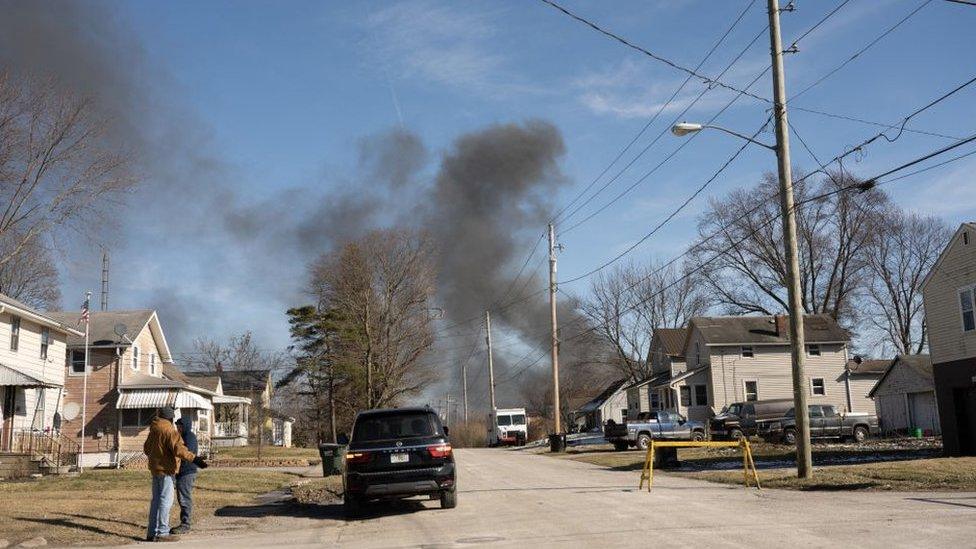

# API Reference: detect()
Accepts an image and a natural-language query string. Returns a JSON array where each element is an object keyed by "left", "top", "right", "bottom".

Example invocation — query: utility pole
[
  {"left": 461, "top": 356, "right": 469, "bottom": 423},
  {"left": 485, "top": 310, "right": 496, "bottom": 413},
  {"left": 548, "top": 223, "right": 562, "bottom": 435},
  {"left": 768, "top": 0, "right": 812, "bottom": 479}
]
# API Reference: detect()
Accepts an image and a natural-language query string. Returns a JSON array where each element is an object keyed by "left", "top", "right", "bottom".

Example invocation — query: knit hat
[{"left": 158, "top": 406, "right": 176, "bottom": 420}]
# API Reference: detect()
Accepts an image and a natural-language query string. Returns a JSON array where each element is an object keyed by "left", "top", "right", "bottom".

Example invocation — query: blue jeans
[
  {"left": 147, "top": 474, "right": 175, "bottom": 539},
  {"left": 176, "top": 474, "right": 196, "bottom": 526}
]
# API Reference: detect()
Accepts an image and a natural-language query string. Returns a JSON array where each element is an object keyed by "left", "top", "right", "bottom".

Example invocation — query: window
[
  {"left": 10, "top": 316, "right": 20, "bottom": 352},
  {"left": 694, "top": 384, "right": 708, "bottom": 406},
  {"left": 822, "top": 405, "right": 838, "bottom": 417},
  {"left": 960, "top": 288, "right": 975, "bottom": 332},
  {"left": 121, "top": 409, "right": 154, "bottom": 428},
  {"left": 650, "top": 391, "right": 660, "bottom": 410},
  {"left": 131, "top": 346, "right": 140, "bottom": 370},
  {"left": 806, "top": 344, "right": 821, "bottom": 356},
  {"left": 744, "top": 381, "right": 758, "bottom": 402},
  {"left": 70, "top": 350, "right": 86, "bottom": 375},
  {"left": 40, "top": 327, "right": 50, "bottom": 360},
  {"left": 679, "top": 386, "right": 691, "bottom": 407},
  {"left": 694, "top": 342, "right": 701, "bottom": 365},
  {"left": 511, "top": 414, "right": 526, "bottom": 425},
  {"left": 811, "top": 377, "right": 826, "bottom": 396},
  {"left": 965, "top": 231, "right": 971, "bottom": 245},
  {"left": 496, "top": 415, "right": 512, "bottom": 426},
  {"left": 809, "top": 405, "right": 824, "bottom": 418},
  {"left": 150, "top": 353, "right": 157, "bottom": 375},
  {"left": 740, "top": 346, "right": 754, "bottom": 358}
]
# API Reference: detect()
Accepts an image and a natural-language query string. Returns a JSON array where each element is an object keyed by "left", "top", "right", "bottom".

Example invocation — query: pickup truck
[
  {"left": 605, "top": 410, "right": 706, "bottom": 451},
  {"left": 759, "top": 404, "right": 879, "bottom": 444}
]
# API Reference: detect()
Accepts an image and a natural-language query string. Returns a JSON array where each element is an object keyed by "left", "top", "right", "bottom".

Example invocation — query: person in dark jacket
[
  {"left": 171, "top": 417, "right": 200, "bottom": 534},
  {"left": 144, "top": 407, "right": 206, "bottom": 542}
]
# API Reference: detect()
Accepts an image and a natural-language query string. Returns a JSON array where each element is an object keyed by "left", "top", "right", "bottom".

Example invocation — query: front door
[{"left": 1, "top": 387, "right": 15, "bottom": 452}]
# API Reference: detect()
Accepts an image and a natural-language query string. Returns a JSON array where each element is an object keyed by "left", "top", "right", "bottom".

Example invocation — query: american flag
[{"left": 78, "top": 295, "right": 90, "bottom": 327}]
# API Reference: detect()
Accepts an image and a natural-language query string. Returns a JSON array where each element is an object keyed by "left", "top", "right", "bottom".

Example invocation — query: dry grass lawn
[
  {"left": 680, "top": 457, "right": 976, "bottom": 491},
  {"left": 212, "top": 445, "right": 320, "bottom": 460},
  {"left": 0, "top": 468, "right": 296, "bottom": 546}
]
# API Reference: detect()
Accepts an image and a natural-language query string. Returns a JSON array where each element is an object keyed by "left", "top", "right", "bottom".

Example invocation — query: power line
[
  {"left": 550, "top": 0, "right": 761, "bottom": 225},
  {"left": 789, "top": 0, "right": 934, "bottom": 101}
]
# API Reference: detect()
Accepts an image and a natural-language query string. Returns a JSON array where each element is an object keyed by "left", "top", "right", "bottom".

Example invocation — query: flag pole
[{"left": 79, "top": 291, "right": 91, "bottom": 473}]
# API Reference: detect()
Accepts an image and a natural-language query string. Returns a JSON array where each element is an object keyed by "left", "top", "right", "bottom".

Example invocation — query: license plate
[{"left": 390, "top": 453, "right": 409, "bottom": 464}]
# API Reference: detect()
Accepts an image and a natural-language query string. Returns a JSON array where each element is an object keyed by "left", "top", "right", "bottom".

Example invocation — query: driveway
[{"left": 161, "top": 448, "right": 975, "bottom": 548}]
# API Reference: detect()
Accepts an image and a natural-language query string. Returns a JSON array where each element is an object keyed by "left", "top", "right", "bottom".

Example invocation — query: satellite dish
[
  {"left": 114, "top": 323, "right": 128, "bottom": 338},
  {"left": 63, "top": 402, "right": 80, "bottom": 421}
]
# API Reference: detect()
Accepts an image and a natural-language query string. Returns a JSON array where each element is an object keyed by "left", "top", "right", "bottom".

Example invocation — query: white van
[{"left": 487, "top": 408, "right": 528, "bottom": 446}]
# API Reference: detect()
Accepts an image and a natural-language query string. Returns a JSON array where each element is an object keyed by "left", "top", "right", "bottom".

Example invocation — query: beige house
[
  {"left": 645, "top": 315, "right": 856, "bottom": 422},
  {"left": 869, "top": 355, "right": 938, "bottom": 435},
  {"left": 184, "top": 372, "right": 251, "bottom": 447},
  {"left": 843, "top": 358, "right": 888, "bottom": 413},
  {"left": 921, "top": 222, "right": 976, "bottom": 456},
  {"left": 0, "top": 293, "right": 82, "bottom": 467}
]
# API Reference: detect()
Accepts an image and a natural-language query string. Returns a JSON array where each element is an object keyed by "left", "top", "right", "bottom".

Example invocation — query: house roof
[
  {"left": 689, "top": 314, "right": 849, "bottom": 346},
  {"left": 47, "top": 310, "right": 154, "bottom": 346},
  {"left": 578, "top": 378, "right": 628, "bottom": 413},
  {"left": 0, "top": 293, "right": 84, "bottom": 336},
  {"left": 654, "top": 328, "right": 688, "bottom": 357},
  {"left": 846, "top": 358, "right": 889, "bottom": 376},
  {"left": 0, "top": 363, "right": 59, "bottom": 387},
  {"left": 184, "top": 372, "right": 222, "bottom": 393},
  {"left": 162, "top": 362, "right": 191, "bottom": 385},
  {"left": 623, "top": 371, "right": 670, "bottom": 391},
  {"left": 219, "top": 369, "right": 271, "bottom": 392},
  {"left": 120, "top": 371, "right": 186, "bottom": 390},
  {"left": 868, "top": 355, "right": 933, "bottom": 398}
]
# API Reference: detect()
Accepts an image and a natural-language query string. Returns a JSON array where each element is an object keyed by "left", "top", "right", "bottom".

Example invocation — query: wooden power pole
[
  {"left": 485, "top": 310, "right": 496, "bottom": 413},
  {"left": 768, "top": 0, "right": 813, "bottom": 479},
  {"left": 548, "top": 223, "right": 562, "bottom": 435}
]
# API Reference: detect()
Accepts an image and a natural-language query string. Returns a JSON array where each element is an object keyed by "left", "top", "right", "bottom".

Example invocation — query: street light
[{"left": 671, "top": 122, "right": 776, "bottom": 151}]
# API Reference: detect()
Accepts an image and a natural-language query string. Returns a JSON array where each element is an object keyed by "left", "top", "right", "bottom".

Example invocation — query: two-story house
[
  {"left": 648, "top": 314, "right": 855, "bottom": 422},
  {"left": 47, "top": 309, "right": 217, "bottom": 467},
  {"left": 1, "top": 293, "right": 82, "bottom": 457},
  {"left": 921, "top": 222, "right": 976, "bottom": 456}
]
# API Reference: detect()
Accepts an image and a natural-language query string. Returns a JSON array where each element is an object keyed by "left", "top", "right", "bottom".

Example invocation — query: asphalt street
[{"left": 144, "top": 448, "right": 975, "bottom": 548}]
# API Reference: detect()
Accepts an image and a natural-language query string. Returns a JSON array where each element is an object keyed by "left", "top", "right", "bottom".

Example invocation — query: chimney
[{"left": 774, "top": 314, "right": 788, "bottom": 337}]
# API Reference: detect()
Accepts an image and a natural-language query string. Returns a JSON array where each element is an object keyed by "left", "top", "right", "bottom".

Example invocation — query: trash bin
[
  {"left": 318, "top": 443, "right": 346, "bottom": 476},
  {"left": 912, "top": 427, "right": 923, "bottom": 438},
  {"left": 548, "top": 433, "right": 566, "bottom": 453}
]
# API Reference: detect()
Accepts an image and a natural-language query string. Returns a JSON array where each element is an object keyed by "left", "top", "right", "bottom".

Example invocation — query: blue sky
[{"left": 57, "top": 0, "right": 976, "bottom": 357}]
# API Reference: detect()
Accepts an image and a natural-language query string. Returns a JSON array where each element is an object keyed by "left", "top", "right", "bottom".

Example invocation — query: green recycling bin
[{"left": 318, "top": 443, "right": 346, "bottom": 476}]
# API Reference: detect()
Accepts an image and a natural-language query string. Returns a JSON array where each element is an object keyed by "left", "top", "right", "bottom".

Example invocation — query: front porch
[{"left": 212, "top": 394, "right": 250, "bottom": 447}]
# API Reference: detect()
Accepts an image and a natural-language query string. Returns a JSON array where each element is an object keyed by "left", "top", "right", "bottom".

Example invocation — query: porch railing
[
  {"left": 214, "top": 422, "right": 248, "bottom": 438},
  {"left": 11, "top": 430, "right": 80, "bottom": 468}
]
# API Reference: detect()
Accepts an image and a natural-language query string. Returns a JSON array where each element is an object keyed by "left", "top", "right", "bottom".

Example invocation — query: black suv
[{"left": 343, "top": 407, "right": 457, "bottom": 514}]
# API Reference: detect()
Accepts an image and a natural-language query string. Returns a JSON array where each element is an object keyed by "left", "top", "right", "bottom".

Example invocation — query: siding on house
[
  {"left": 871, "top": 357, "right": 938, "bottom": 434},
  {"left": 120, "top": 323, "right": 166, "bottom": 381},
  {"left": 61, "top": 348, "right": 121, "bottom": 451},
  {"left": 923, "top": 226, "right": 976, "bottom": 365},
  {"left": 846, "top": 375, "right": 880, "bottom": 413},
  {"left": 0, "top": 310, "right": 70, "bottom": 432}
]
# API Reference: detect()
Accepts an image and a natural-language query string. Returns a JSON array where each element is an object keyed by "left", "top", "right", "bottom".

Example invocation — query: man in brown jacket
[{"left": 144, "top": 406, "right": 207, "bottom": 542}]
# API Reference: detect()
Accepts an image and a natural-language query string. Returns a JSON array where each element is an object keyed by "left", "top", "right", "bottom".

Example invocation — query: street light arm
[{"left": 701, "top": 124, "right": 776, "bottom": 151}]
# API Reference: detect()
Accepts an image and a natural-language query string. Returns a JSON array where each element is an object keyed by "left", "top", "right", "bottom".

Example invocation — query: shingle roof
[
  {"left": 846, "top": 358, "right": 889, "bottom": 375},
  {"left": 655, "top": 328, "right": 688, "bottom": 357},
  {"left": 220, "top": 369, "right": 271, "bottom": 392},
  {"left": 46, "top": 310, "right": 155, "bottom": 346},
  {"left": 690, "top": 314, "right": 849, "bottom": 345},
  {"left": 868, "top": 355, "right": 933, "bottom": 398},
  {"left": 162, "top": 362, "right": 191, "bottom": 385},
  {"left": 184, "top": 372, "right": 221, "bottom": 393},
  {"left": 0, "top": 293, "right": 83, "bottom": 335},
  {"left": 578, "top": 378, "right": 628, "bottom": 412},
  {"left": 119, "top": 371, "right": 185, "bottom": 389}
]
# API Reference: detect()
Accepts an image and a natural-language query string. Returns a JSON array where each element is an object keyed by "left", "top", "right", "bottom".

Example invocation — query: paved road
[{"left": 165, "top": 449, "right": 975, "bottom": 548}]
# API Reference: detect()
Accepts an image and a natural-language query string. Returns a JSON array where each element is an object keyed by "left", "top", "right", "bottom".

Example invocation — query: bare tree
[
  {"left": 309, "top": 228, "right": 438, "bottom": 410},
  {"left": 864, "top": 209, "right": 951, "bottom": 355},
  {"left": 692, "top": 172, "right": 885, "bottom": 325},
  {"left": 582, "top": 260, "right": 707, "bottom": 382},
  {"left": 0, "top": 72, "right": 135, "bottom": 269},
  {"left": 0, "top": 233, "right": 61, "bottom": 309}
]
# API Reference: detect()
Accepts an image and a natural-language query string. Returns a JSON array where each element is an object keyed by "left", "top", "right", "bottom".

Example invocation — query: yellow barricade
[{"left": 639, "top": 439, "right": 761, "bottom": 492}]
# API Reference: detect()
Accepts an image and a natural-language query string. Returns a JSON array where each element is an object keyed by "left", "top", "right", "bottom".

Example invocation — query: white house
[{"left": 869, "top": 355, "right": 939, "bottom": 435}]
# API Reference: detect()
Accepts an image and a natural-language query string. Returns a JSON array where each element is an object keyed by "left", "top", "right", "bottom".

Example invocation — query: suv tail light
[
  {"left": 427, "top": 444, "right": 452, "bottom": 458},
  {"left": 345, "top": 451, "right": 372, "bottom": 464}
]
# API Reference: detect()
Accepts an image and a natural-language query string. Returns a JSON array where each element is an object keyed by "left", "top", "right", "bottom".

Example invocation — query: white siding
[
  {"left": 0, "top": 310, "right": 70, "bottom": 433},
  {"left": 598, "top": 390, "right": 628, "bottom": 425},
  {"left": 846, "top": 375, "right": 881, "bottom": 413},
  {"left": 871, "top": 360, "right": 938, "bottom": 434},
  {"left": 923, "top": 227, "right": 976, "bottom": 365},
  {"left": 120, "top": 323, "right": 165, "bottom": 381}
]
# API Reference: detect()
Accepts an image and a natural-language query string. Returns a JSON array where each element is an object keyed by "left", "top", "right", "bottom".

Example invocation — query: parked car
[
  {"left": 343, "top": 407, "right": 456, "bottom": 514},
  {"left": 711, "top": 399, "right": 794, "bottom": 440},
  {"left": 605, "top": 410, "right": 706, "bottom": 451},
  {"left": 759, "top": 404, "right": 880, "bottom": 444}
]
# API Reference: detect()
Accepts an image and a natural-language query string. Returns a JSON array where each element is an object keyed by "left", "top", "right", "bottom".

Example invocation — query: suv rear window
[{"left": 353, "top": 412, "right": 439, "bottom": 442}]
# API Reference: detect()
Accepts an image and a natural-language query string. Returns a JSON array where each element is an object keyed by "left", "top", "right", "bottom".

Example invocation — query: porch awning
[
  {"left": 176, "top": 390, "right": 213, "bottom": 410},
  {"left": 116, "top": 389, "right": 178, "bottom": 409},
  {"left": 212, "top": 394, "right": 251, "bottom": 405},
  {"left": 0, "top": 363, "right": 59, "bottom": 387}
]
